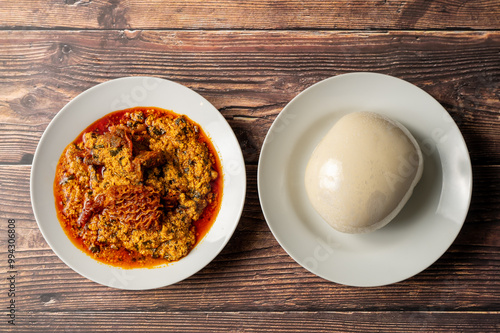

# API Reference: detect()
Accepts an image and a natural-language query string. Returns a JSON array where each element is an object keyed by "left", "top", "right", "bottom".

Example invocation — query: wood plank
[
  {"left": 1, "top": 0, "right": 499, "bottom": 30},
  {"left": 7, "top": 311, "right": 500, "bottom": 332},
  {"left": 1, "top": 165, "right": 498, "bottom": 314},
  {"left": 0, "top": 1, "right": 498, "bottom": 332},
  {"left": 0, "top": 30, "right": 499, "bottom": 165}
]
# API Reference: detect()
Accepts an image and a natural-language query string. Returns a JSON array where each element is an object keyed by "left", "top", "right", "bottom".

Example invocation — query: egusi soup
[{"left": 54, "top": 107, "right": 223, "bottom": 268}]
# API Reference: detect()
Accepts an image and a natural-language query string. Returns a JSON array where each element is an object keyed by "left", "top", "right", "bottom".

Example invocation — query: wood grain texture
[
  {"left": 0, "top": 30, "right": 499, "bottom": 165},
  {"left": 1, "top": 1, "right": 500, "bottom": 330},
  {"left": 0, "top": 0, "right": 499, "bottom": 30},
  {"left": 9, "top": 311, "right": 500, "bottom": 332},
  {"left": 0, "top": 165, "right": 498, "bottom": 317}
]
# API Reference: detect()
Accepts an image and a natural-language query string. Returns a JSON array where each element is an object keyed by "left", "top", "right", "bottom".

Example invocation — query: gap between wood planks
[{"left": 0, "top": 26, "right": 498, "bottom": 32}]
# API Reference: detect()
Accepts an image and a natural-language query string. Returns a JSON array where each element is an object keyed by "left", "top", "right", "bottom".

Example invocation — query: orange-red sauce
[{"left": 54, "top": 107, "right": 223, "bottom": 268}]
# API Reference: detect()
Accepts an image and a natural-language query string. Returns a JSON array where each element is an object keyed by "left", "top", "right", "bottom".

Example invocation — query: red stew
[{"left": 54, "top": 107, "right": 223, "bottom": 268}]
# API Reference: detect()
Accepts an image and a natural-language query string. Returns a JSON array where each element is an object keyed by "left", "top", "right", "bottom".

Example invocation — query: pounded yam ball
[{"left": 304, "top": 112, "right": 423, "bottom": 234}]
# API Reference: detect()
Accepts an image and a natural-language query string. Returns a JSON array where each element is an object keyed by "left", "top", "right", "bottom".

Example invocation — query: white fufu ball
[{"left": 305, "top": 112, "right": 423, "bottom": 234}]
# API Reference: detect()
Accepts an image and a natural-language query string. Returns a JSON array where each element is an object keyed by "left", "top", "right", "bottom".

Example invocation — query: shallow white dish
[
  {"left": 258, "top": 72, "right": 472, "bottom": 287},
  {"left": 31, "top": 76, "right": 246, "bottom": 290}
]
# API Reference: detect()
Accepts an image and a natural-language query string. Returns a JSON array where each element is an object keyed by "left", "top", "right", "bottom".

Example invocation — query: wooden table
[{"left": 1, "top": 1, "right": 499, "bottom": 332}]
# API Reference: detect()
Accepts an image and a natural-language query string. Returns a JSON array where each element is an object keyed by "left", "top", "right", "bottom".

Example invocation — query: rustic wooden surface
[{"left": 0, "top": 1, "right": 499, "bottom": 332}]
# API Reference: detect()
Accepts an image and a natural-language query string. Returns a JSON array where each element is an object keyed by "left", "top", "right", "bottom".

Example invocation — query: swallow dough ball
[{"left": 305, "top": 112, "right": 423, "bottom": 234}]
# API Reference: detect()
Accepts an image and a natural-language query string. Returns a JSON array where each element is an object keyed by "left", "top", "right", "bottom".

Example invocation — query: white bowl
[
  {"left": 258, "top": 72, "right": 472, "bottom": 287},
  {"left": 31, "top": 77, "right": 246, "bottom": 290}
]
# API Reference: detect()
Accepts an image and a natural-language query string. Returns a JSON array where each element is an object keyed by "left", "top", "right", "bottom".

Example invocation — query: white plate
[
  {"left": 258, "top": 72, "right": 472, "bottom": 287},
  {"left": 31, "top": 77, "right": 246, "bottom": 290}
]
